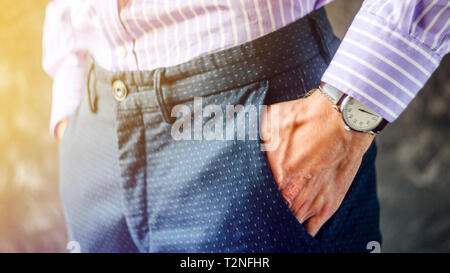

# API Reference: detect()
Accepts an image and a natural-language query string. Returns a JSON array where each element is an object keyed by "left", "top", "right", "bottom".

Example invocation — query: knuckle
[{"left": 320, "top": 203, "right": 336, "bottom": 219}]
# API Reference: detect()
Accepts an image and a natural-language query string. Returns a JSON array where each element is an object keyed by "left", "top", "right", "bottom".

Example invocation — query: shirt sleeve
[
  {"left": 42, "top": 0, "right": 88, "bottom": 136},
  {"left": 322, "top": 0, "right": 450, "bottom": 122}
]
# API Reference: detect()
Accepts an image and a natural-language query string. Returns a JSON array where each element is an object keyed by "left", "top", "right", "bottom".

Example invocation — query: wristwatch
[{"left": 319, "top": 82, "right": 388, "bottom": 135}]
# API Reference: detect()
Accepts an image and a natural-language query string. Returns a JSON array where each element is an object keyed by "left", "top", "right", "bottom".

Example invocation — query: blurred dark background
[{"left": 0, "top": 0, "right": 448, "bottom": 252}]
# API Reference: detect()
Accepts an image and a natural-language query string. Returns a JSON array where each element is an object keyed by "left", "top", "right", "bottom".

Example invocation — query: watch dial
[{"left": 342, "top": 98, "right": 383, "bottom": 132}]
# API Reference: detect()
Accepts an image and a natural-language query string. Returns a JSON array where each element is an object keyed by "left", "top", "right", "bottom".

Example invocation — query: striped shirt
[{"left": 42, "top": 0, "right": 450, "bottom": 134}]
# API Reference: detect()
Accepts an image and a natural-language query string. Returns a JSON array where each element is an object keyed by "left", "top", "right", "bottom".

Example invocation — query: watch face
[{"left": 341, "top": 97, "right": 383, "bottom": 132}]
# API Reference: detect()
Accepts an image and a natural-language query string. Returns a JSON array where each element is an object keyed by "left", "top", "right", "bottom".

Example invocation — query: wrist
[
  {"left": 303, "top": 89, "right": 375, "bottom": 144},
  {"left": 319, "top": 82, "right": 388, "bottom": 134}
]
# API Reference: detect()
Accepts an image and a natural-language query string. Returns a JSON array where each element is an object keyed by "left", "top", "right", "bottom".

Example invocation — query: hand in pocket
[{"left": 260, "top": 89, "right": 375, "bottom": 236}]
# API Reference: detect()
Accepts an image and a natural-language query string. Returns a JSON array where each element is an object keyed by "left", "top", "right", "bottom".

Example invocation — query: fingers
[
  {"left": 295, "top": 202, "right": 314, "bottom": 224},
  {"left": 287, "top": 170, "right": 337, "bottom": 237},
  {"left": 280, "top": 170, "right": 317, "bottom": 207},
  {"left": 304, "top": 213, "right": 329, "bottom": 237},
  {"left": 55, "top": 119, "right": 68, "bottom": 140},
  {"left": 293, "top": 188, "right": 323, "bottom": 224},
  {"left": 289, "top": 170, "right": 323, "bottom": 213},
  {"left": 280, "top": 174, "right": 305, "bottom": 207}
]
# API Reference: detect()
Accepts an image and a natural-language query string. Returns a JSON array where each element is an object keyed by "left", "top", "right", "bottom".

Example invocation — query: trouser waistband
[{"left": 87, "top": 8, "right": 338, "bottom": 123}]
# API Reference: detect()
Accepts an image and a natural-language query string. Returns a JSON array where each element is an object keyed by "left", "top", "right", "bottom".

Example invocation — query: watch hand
[{"left": 358, "top": 108, "right": 378, "bottom": 117}]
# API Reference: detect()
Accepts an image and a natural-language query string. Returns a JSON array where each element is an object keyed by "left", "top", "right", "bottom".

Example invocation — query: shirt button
[
  {"left": 115, "top": 46, "right": 128, "bottom": 59},
  {"left": 112, "top": 80, "right": 128, "bottom": 101}
]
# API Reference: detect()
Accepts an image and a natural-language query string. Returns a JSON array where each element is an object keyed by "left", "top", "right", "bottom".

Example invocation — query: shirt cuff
[
  {"left": 49, "top": 61, "right": 87, "bottom": 136},
  {"left": 321, "top": 10, "right": 443, "bottom": 122}
]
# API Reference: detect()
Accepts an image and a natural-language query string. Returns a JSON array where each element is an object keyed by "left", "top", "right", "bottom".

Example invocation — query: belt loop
[
  {"left": 154, "top": 67, "right": 174, "bottom": 124},
  {"left": 307, "top": 9, "right": 332, "bottom": 64},
  {"left": 86, "top": 61, "right": 98, "bottom": 113}
]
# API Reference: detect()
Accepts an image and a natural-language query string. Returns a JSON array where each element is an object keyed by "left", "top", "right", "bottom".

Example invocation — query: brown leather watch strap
[
  {"left": 335, "top": 93, "right": 389, "bottom": 134},
  {"left": 372, "top": 118, "right": 389, "bottom": 134}
]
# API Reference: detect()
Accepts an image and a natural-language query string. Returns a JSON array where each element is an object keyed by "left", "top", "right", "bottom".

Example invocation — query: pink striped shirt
[{"left": 42, "top": 0, "right": 449, "bottom": 135}]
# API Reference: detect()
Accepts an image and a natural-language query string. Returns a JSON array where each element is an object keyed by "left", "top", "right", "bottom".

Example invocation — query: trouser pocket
[{"left": 113, "top": 79, "right": 321, "bottom": 252}]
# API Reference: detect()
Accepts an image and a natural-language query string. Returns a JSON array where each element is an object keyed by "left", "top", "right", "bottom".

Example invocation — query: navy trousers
[{"left": 59, "top": 8, "right": 381, "bottom": 253}]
